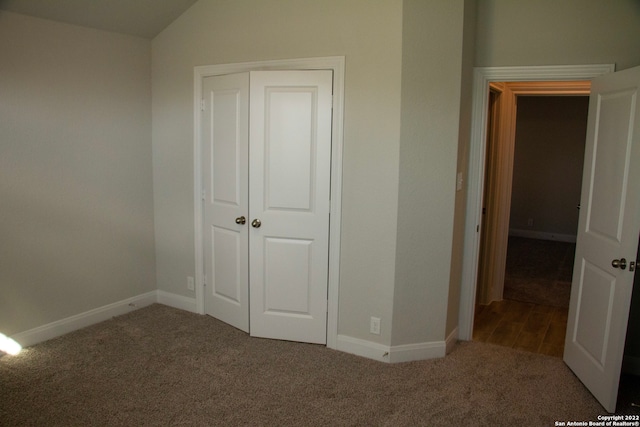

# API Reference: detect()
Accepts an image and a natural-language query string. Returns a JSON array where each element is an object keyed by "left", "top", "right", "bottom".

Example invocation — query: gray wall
[
  {"left": 475, "top": 0, "right": 640, "bottom": 71},
  {"left": 151, "top": 0, "right": 403, "bottom": 345},
  {"left": 448, "top": 0, "right": 477, "bottom": 337},
  {"left": 4, "top": 0, "right": 640, "bottom": 354},
  {"left": 393, "top": 0, "right": 472, "bottom": 346},
  {"left": 152, "top": 0, "right": 640, "bottom": 349},
  {"left": 0, "top": 11, "right": 156, "bottom": 335},
  {"left": 509, "top": 96, "right": 589, "bottom": 239}
]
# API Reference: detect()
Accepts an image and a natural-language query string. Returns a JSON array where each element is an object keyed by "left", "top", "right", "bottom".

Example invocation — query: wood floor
[
  {"left": 473, "top": 237, "right": 572, "bottom": 358},
  {"left": 473, "top": 299, "right": 568, "bottom": 358}
]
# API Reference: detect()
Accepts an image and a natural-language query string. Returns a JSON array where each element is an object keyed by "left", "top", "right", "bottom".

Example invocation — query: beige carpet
[
  {"left": 1, "top": 304, "right": 605, "bottom": 426},
  {"left": 504, "top": 237, "right": 575, "bottom": 308}
]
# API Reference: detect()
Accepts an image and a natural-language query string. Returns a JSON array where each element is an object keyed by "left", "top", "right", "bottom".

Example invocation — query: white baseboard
[
  {"left": 10, "top": 290, "right": 457, "bottom": 364},
  {"left": 11, "top": 291, "right": 157, "bottom": 348},
  {"left": 446, "top": 327, "right": 458, "bottom": 354},
  {"left": 622, "top": 354, "right": 640, "bottom": 375},
  {"left": 336, "top": 334, "right": 449, "bottom": 364},
  {"left": 509, "top": 229, "right": 576, "bottom": 243},
  {"left": 157, "top": 290, "right": 197, "bottom": 313},
  {"left": 388, "top": 340, "right": 446, "bottom": 363},
  {"left": 336, "top": 334, "right": 391, "bottom": 362}
]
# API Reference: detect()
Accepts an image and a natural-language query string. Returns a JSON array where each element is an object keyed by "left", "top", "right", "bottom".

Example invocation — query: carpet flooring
[
  {"left": 0, "top": 304, "right": 609, "bottom": 426},
  {"left": 503, "top": 237, "right": 575, "bottom": 308}
]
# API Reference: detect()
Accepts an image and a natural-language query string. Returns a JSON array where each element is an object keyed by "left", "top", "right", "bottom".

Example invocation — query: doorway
[
  {"left": 473, "top": 89, "right": 590, "bottom": 356},
  {"left": 459, "top": 64, "right": 640, "bottom": 413},
  {"left": 457, "top": 65, "right": 615, "bottom": 342}
]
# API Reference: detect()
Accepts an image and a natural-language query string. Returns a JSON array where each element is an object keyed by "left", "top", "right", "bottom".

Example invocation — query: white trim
[
  {"left": 157, "top": 290, "right": 197, "bottom": 313},
  {"left": 193, "top": 57, "right": 345, "bottom": 349},
  {"left": 10, "top": 291, "right": 157, "bottom": 348},
  {"left": 458, "top": 64, "right": 615, "bottom": 341},
  {"left": 336, "top": 335, "right": 391, "bottom": 363},
  {"left": 509, "top": 229, "right": 577, "bottom": 243},
  {"left": 388, "top": 341, "right": 446, "bottom": 363},
  {"left": 336, "top": 334, "right": 451, "bottom": 364}
]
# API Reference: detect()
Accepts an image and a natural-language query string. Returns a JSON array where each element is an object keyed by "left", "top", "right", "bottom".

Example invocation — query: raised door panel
[{"left": 265, "top": 90, "right": 315, "bottom": 211}]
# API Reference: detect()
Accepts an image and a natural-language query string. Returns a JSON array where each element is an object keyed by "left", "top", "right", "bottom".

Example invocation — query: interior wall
[
  {"left": 446, "top": 0, "right": 477, "bottom": 338},
  {"left": 509, "top": 96, "right": 589, "bottom": 240},
  {"left": 392, "top": 0, "right": 470, "bottom": 346},
  {"left": 475, "top": 0, "right": 640, "bottom": 71},
  {"left": 151, "top": 0, "right": 403, "bottom": 345},
  {"left": 461, "top": 0, "right": 640, "bottom": 340},
  {"left": 0, "top": 11, "right": 156, "bottom": 335}
]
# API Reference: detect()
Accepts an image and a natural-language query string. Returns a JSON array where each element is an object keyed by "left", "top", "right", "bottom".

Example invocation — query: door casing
[
  {"left": 193, "top": 57, "right": 345, "bottom": 349},
  {"left": 458, "top": 64, "right": 615, "bottom": 340}
]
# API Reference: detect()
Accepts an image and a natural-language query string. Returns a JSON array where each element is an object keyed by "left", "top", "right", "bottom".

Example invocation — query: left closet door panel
[{"left": 202, "top": 72, "right": 250, "bottom": 332}]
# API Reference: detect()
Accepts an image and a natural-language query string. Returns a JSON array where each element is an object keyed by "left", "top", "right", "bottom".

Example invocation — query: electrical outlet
[
  {"left": 187, "top": 276, "right": 195, "bottom": 291},
  {"left": 370, "top": 317, "right": 381, "bottom": 335}
]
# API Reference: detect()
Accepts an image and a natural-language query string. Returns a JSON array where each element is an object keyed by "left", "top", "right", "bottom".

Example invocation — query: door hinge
[
  {"left": 201, "top": 190, "right": 206, "bottom": 201},
  {"left": 201, "top": 99, "right": 205, "bottom": 111}
]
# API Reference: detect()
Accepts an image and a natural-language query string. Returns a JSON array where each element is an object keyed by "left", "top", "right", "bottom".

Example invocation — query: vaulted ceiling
[{"left": 0, "top": 0, "right": 197, "bottom": 38}]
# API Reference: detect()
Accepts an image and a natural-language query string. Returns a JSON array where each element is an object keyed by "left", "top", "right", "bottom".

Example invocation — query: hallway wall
[{"left": 509, "top": 96, "right": 589, "bottom": 241}]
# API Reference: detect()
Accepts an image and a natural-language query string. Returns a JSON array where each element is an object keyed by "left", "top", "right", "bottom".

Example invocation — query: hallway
[{"left": 473, "top": 237, "right": 574, "bottom": 357}]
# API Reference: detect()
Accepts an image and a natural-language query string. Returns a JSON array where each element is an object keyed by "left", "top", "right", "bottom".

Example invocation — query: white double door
[{"left": 201, "top": 70, "right": 332, "bottom": 344}]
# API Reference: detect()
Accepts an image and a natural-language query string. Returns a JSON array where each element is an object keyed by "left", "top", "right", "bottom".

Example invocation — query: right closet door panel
[{"left": 249, "top": 70, "right": 333, "bottom": 345}]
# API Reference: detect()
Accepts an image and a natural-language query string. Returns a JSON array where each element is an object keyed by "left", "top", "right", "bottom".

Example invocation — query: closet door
[
  {"left": 202, "top": 73, "right": 250, "bottom": 332},
  {"left": 248, "top": 70, "right": 333, "bottom": 344}
]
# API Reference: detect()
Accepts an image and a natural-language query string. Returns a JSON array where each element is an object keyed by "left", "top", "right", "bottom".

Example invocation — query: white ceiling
[{"left": 0, "top": 0, "right": 198, "bottom": 39}]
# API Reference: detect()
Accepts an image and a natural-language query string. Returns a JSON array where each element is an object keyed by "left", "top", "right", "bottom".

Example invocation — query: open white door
[
  {"left": 248, "top": 70, "right": 333, "bottom": 344},
  {"left": 564, "top": 65, "right": 640, "bottom": 412},
  {"left": 202, "top": 73, "right": 250, "bottom": 332}
]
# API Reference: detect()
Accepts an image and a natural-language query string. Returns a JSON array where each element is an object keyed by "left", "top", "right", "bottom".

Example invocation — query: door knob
[
  {"left": 251, "top": 219, "right": 261, "bottom": 228},
  {"left": 611, "top": 258, "right": 627, "bottom": 270},
  {"left": 235, "top": 216, "right": 246, "bottom": 225}
]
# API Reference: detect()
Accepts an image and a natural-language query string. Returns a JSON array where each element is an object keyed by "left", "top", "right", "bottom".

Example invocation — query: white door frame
[
  {"left": 458, "top": 64, "right": 615, "bottom": 341},
  {"left": 193, "top": 57, "right": 345, "bottom": 349}
]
